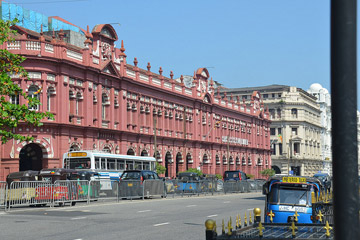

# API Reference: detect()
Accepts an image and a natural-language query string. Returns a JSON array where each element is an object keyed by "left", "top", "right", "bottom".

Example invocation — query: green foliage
[
  {"left": 155, "top": 162, "right": 166, "bottom": 175},
  {"left": 0, "top": 19, "right": 53, "bottom": 144},
  {"left": 246, "top": 174, "right": 255, "bottom": 179},
  {"left": 215, "top": 174, "right": 223, "bottom": 180},
  {"left": 179, "top": 168, "right": 203, "bottom": 177},
  {"left": 260, "top": 168, "right": 276, "bottom": 178}
]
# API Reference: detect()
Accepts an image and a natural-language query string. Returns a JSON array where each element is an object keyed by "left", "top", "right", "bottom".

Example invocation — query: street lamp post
[{"left": 288, "top": 137, "right": 292, "bottom": 176}]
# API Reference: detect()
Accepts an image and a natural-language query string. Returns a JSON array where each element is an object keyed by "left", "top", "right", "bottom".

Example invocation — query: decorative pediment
[
  {"left": 101, "top": 60, "right": 120, "bottom": 77},
  {"left": 196, "top": 68, "right": 210, "bottom": 80}
]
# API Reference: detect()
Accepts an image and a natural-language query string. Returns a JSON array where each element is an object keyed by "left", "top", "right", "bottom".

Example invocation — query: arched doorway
[
  {"left": 127, "top": 148, "right": 135, "bottom": 155},
  {"left": 176, "top": 152, "right": 182, "bottom": 175},
  {"left": 165, "top": 152, "right": 172, "bottom": 177},
  {"left": 19, "top": 143, "right": 44, "bottom": 171},
  {"left": 272, "top": 165, "right": 281, "bottom": 174}
]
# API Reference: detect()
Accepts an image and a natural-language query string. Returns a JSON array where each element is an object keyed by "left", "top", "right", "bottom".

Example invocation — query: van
[{"left": 223, "top": 170, "right": 247, "bottom": 181}]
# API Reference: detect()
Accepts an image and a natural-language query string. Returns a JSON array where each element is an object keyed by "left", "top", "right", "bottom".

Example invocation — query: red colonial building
[{"left": 0, "top": 22, "right": 271, "bottom": 181}]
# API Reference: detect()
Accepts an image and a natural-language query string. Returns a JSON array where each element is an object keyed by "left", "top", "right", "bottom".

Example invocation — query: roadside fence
[
  {"left": 2, "top": 178, "right": 265, "bottom": 211},
  {"left": 0, "top": 181, "right": 7, "bottom": 210}
]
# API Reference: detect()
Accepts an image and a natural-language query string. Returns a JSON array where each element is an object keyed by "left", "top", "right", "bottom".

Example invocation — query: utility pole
[
  {"left": 288, "top": 138, "right": 292, "bottom": 176},
  {"left": 153, "top": 111, "right": 157, "bottom": 162},
  {"left": 227, "top": 128, "right": 230, "bottom": 171},
  {"left": 183, "top": 106, "right": 187, "bottom": 171}
]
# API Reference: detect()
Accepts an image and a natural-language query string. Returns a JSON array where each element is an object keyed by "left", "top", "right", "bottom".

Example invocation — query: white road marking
[
  {"left": 186, "top": 205, "right": 197, "bottom": 207},
  {"left": 223, "top": 201, "right": 230, "bottom": 203},
  {"left": 247, "top": 208, "right": 254, "bottom": 211},
  {"left": 138, "top": 210, "right": 151, "bottom": 213},
  {"left": 81, "top": 210, "right": 91, "bottom": 212},
  {"left": 73, "top": 239, "right": 83, "bottom": 240},
  {"left": 71, "top": 217, "right": 87, "bottom": 220},
  {"left": 154, "top": 222, "right": 170, "bottom": 227},
  {"left": 207, "top": 214, "right": 218, "bottom": 218}
]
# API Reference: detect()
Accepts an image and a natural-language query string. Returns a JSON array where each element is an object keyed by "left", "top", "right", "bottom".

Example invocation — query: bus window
[
  {"left": 150, "top": 162, "right": 155, "bottom": 171},
  {"left": 117, "top": 160, "right": 125, "bottom": 170},
  {"left": 95, "top": 157, "right": 100, "bottom": 169},
  {"left": 101, "top": 158, "right": 106, "bottom": 170},
  {"left": 107, "top": 159, "right": 116, "bottom": 170},
  {"left": 143, "top": 162, "right": 150, "bottom": 170},
  {"left": 69, "top": 158, "right": 91, "bottom": 169},
  {"left": 126, "top": 160, "right": 134, "bottom": 170},
  {"left": 135, "top": 161, "right": 142, "bottom": 170}
]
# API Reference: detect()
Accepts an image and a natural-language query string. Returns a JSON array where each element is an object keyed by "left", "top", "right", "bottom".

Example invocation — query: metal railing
[
  {"left": 2, "top": 178, "right": 263, "bottom": 211},
  {"left": 0, "top": 181, "right": 7, "bottom": 210}
]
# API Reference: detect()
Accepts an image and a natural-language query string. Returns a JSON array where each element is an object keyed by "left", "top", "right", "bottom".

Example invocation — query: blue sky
[{"left": 7, "top": 0, "right": 333, "bottom": 95}]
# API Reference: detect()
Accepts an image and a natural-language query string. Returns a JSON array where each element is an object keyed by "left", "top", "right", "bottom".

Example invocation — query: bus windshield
[
  {"left": 269, "top": 184, "right": 311, "bottom": 206},
  {"left": 64, "top": 158, "right": 91, "bottom": 169}
]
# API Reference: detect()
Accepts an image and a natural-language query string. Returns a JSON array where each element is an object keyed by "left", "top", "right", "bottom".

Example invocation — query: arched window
[
  {"left": 229, "top": 156, "right": 234, "bottom": 165},
  {"left": 141, "top": 150, "right": 148, "bottom": 156},
  {"left": 242, "top": 157, "right": 246, "bottom": 166},
  {"left": 28, "top": 85, "right": 40, "bottom": 110},
  {"left": 103, "top": 146, "right": 111, "bottom": 153},
  {"left": 127, "top": 148, "right": 135, "bottom": 155},
  {"left": 248, "top": 157, "right": 252, "bottom": 165},
  {"left": 222, "top": 155, "right": 227, "bottom": 165},
  {"left": 216, "top": 155, "right": 220, "bottom": 165},
  {"left": 69, "top": 144, "right": 80, "bottom": 152}
]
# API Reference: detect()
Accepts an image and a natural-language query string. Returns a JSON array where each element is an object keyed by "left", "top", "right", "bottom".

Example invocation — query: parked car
[
  {"left": 313, "top": 173, "right": 332, "bottom": 192},
  {"left": 120, "top": 170, "right": 165, "bottom": 198},
  {"left": 120, "top": 170, "right": 161, "bottom": 182},
  {"left": 223, "top": 170, "right": 248, "bottom": 181}
]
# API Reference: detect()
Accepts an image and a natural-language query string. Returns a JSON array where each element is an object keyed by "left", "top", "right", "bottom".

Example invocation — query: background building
[
  {"left": 0, "top": 5, "right": 271, "bottom": 180},
  {"left": 221, "top": 85, "right": 323, "bottom": 176},
  {"left": 307, "top": 83, "right": 332, "bottom": 175}
]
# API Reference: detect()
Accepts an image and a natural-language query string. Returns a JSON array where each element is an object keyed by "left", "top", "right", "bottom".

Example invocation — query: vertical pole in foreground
[{"left": 331, "top": 0, "right": 360, "bottom": 239}]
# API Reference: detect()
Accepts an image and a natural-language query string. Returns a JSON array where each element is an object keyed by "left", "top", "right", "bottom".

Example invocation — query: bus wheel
[
  {"left": 58, "top": 202, "right": 64, "bottom": 207},
  {"left": 71, "top": 202, "right": 76, "bottom": 206}
]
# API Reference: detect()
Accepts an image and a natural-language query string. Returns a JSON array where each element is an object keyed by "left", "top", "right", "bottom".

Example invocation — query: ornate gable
[{"left": 101, "top": 60, "right": 120, "bottom": 77}]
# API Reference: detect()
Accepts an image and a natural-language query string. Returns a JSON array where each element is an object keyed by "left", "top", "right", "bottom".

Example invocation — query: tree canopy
[{"left": 0, "top": 19, "right": 53, "bottom": 144}]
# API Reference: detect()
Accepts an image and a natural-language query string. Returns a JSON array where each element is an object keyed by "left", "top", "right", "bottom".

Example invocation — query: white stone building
[
  {"left": 221, "top": 85, "right": 323, "bottom": 176},
  {"left": 307, "top": 83, "right": 332, "bottom": 175}
]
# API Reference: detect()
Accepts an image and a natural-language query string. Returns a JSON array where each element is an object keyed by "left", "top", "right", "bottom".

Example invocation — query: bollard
[
  {"left": 254, "top": 208, "right": 261, "bottom": 225},
  {"left": 205, "top": 219, "right": 216, "bottom": 240}
]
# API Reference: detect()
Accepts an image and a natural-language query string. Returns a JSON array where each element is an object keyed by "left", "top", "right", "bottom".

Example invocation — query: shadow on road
[{"left": 243, "top": 196, "right": 265, "bottom": 201}]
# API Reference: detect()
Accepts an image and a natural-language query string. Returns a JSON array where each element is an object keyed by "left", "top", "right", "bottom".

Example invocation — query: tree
[
  {"left": 155, "top": 162, "right": 166, "bottom": 175},
  {"left": 180, "top": 168, "right": 203, "bottom": 177},
  {"left": 260, "top": 168, "right": 275, "bottom": 178},
  {"left": 0, "top": 19, "right": 53, "bottom": 144}
]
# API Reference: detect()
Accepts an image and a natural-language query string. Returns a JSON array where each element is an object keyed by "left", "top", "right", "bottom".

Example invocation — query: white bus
[{"left": 62, "top": 151, "right": 156, "bottom": 191}]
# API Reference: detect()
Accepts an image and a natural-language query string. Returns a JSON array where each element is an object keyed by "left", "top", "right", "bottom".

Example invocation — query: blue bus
[{"left": 262, "top": 176, "right": 323, "bottom": 223}]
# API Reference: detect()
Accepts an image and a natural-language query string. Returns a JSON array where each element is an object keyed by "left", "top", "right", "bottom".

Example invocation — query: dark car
[
  {"left": 120, "top": 170, "right": 165, "bottom": 198},
  {"left": 120, "top": 170, "right": 161, "bottom": 182},
  {"left": 313, "top": 173, "right": 331, "bottom": 192},
  {"left": 223, "top": 170, "right": 248, "bottom": 181}
]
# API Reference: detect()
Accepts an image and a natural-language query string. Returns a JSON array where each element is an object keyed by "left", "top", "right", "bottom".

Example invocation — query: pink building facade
[{"left": 0, "top": 23, "right": 271, "bottom": 181}]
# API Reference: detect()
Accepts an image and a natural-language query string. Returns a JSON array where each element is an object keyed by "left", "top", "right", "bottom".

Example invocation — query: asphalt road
[{"left": 0, "top": 192, "right": 265, "bottom": 240}]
